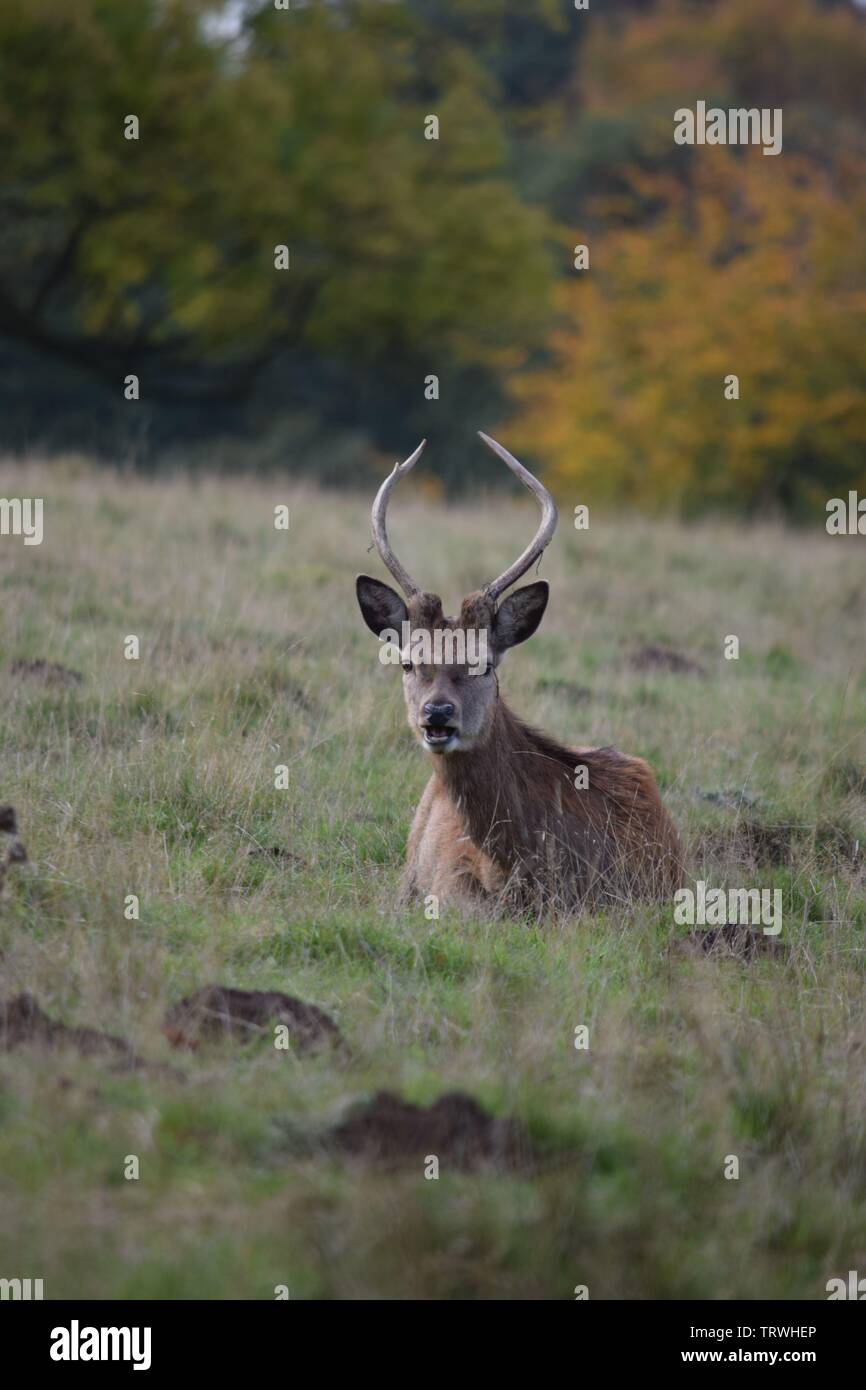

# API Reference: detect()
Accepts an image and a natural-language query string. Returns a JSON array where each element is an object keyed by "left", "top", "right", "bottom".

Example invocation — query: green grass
[{"left": 1, "top": 457, "right": 865, "bottom": 1299}]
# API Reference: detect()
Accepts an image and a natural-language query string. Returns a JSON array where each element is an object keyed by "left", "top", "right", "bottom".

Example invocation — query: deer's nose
[{"left": 422, "top": 702, "right": 455, "bottom": 728}]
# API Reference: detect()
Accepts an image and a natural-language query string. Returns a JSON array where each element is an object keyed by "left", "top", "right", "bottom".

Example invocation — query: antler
[
  {"left": 477, "top": 432, "right": 558, "bottom": 602},
  {"left": 371, "top": 434, "right": 556, "bottom": 603},
  {"left": 370, "top": 439, "right": 427, "bottom": 598}
]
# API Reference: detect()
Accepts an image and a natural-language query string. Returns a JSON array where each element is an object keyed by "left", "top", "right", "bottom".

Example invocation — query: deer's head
[{"left": 356, "top": 433, "right": 557, "bottom": 754}]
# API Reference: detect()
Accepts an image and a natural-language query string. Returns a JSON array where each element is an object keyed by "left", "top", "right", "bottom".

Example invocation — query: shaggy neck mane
[
  {"left": 406, "top": 590, "right": 679, "bottom": 898},
  {"left": 433, "top": 695, "right": 581, "bottom": 875}
]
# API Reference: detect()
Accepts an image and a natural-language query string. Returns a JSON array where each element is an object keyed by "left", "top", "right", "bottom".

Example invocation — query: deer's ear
[
  {"left": 493, "top": 581, "right": 549, "bottom": 650},
  {"left": 356, "top": 575, "right": 408, "bottom": 637}
]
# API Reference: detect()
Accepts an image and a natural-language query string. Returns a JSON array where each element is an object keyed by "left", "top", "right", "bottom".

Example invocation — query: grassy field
[{"left": 1, "top": 457, "right": 865, "bottom": 1300}]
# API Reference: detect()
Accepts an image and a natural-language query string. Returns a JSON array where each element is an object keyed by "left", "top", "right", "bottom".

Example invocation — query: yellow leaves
[{"left": 508, "top": 149, "right": 866, "bottom": 512}]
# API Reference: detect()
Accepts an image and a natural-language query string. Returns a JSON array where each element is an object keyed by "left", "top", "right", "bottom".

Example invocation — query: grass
[{"left": 1, "top": 456, "right": 865, "bottom": 1300}]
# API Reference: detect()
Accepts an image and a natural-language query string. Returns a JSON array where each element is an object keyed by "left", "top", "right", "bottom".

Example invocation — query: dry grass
[{"left": 0, "top": 456, "right": 865, "bottom": 1298}]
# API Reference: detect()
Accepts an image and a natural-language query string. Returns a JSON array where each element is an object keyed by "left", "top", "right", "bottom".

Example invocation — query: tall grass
[{"left": 0, "top": 458, "right": 864, "bottom": 1298}]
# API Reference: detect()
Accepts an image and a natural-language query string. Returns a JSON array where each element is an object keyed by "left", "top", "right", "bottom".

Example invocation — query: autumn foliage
[
  {"left": 0, "top": 0, "right": 863, "bottom": 511},
  {"left": 511, "top": 152, "right": 866, "bottom": 514},
  {"left": 508, "top": 0, "right": 866, "bottom": 515}
]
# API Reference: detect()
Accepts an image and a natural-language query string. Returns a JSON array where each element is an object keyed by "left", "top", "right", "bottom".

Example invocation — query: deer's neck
[{"left": 433, "top": 698, "right": 576, "bottom": 872}]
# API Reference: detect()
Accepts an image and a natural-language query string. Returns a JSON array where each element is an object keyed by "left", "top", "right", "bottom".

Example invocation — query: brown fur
[
  {"left": 397, "top": 593, "right": 682, "bottom": 913},
  {"left": 406, "top": 700, "right": 682, "bottom": 911}
]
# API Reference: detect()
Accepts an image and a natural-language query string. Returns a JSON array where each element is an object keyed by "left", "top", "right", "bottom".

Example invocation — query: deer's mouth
[{"left": 422, "top": 725, "right": 458, "bottom": 751}]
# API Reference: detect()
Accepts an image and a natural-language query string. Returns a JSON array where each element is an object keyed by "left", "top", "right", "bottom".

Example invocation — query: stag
[{"left": 356, "top": 434, "right": 682, "bottom": 912}]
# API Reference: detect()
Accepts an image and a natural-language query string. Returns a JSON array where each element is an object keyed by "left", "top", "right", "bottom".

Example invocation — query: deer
[{"left": 356, "top": 433, "right": 682, "bottom": 915}]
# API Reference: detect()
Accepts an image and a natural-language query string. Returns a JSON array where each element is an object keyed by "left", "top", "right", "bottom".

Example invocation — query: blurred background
[{"left": 1, "top": 0, "right": 864, "bottom": 513}]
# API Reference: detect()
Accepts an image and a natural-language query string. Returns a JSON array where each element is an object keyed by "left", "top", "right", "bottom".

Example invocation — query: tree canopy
[
  {"left": 1, "top": 0, "right": 863, "bottom": 511},
  {"left": 507, "top": 0, "right": 866, "bottom": 515}
]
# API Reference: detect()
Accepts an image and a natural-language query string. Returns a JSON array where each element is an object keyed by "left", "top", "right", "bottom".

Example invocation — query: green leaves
[{"left": 0, "top": 0, "right": 554, "bottom": 406}]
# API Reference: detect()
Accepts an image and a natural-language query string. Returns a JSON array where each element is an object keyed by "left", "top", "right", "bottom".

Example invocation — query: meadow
[{"left": 1, "top": 457, "right": 865, "bottom": 1300}]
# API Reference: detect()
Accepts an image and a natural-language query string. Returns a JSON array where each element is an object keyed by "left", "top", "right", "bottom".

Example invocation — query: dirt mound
[
  {"left": 0, "top": 993, "right": 184, "bottom": 1079},
  {"left": 164, "top": 985, "right": 345, "bottom": 1056},
  {"left": 10, "top": 658, "right": 83, "bottom": 686},
  {"left": 0, "top": 993, "right": 130, "bottom": 1062},
  {"left": 328, "top": 1090, "right": 534, "bottom": 1171},
  {"left": 693, "top": 820, "right": 797, "bottom": 867},
  {"left": 698, "top": 788, "right": 761, "bottom": 812},
  {"left": 675, "top": 927, "right": 788, "bottom": 961},
  {"left": 535, "top": 677, "right": 593, "bottom": 702},
  {"left": 694, "top": 818, "right": 860, "bottom": 868},
  {"left": 630, "top": 644, "right": 704, "bottom": 675},
  {"left": 0, "top": 806, "right": 27, "bottom": 892}
]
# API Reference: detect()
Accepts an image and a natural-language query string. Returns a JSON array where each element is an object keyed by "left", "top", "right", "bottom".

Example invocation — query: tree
[
  {"left": 506, "top": 0, "right": 866, "bottom": 514},
  {"left": 0, "top": 0, "right": 554, "bottom": 467},
  {"left": 508, "top": 151, "right": 866, "bottom": 514}
]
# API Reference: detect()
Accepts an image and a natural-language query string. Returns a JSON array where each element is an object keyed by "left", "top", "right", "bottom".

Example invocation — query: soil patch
[
  {"left": 10, "top": 659, "right": 83, "bottom": 686},
  {"left": 328, "top": 1090, "right": 536, "bottom": 1171},
  {"left": 164, "top": 985, "right": 345, "bottom": 1056},
  {"left": 630, "top": 644, "right": 704, "bottom": 675}
]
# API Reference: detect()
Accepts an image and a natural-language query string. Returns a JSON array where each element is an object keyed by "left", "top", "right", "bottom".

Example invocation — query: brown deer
[{"left": 356, "top": 434, "right": 682, "bottom": 913}]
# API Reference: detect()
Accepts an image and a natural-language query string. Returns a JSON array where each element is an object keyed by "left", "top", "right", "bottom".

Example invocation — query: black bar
[{"left": 2, "top": 1299, "right": 861, "bottom": 1373}]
